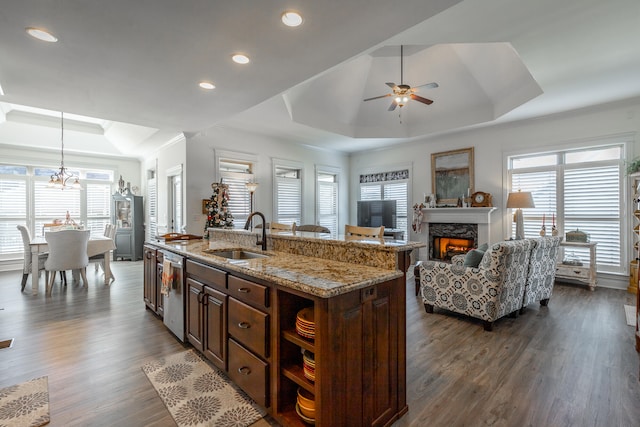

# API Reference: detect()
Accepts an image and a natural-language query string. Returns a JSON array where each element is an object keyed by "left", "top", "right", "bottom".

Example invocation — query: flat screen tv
[{"left": 357, "top": 200, "right": 397, "bottom": 229}]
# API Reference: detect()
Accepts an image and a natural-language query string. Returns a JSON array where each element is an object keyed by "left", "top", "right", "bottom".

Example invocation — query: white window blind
[
  {"left": 509, "top": 144, "right": 623, "bottom": 274},
  {"left": 0, "top": 172, "right": 28, "bottom": 255},
  {"left": 275, "top": 166, "right": 302, "bottom": 226},
  {"left": 317, "top": 172, "right": 338, "bottom": 235},
  {"left": 86, "top": 183, "right": 112, "bottom": 237},
  {"left": 34, "top": 180, "right": 81, "bottom": 236},
  {"left": 219, "top": 159, "right": 254, "bottom": 229},
  {"left": 147, "top": 172, "right": 157, "bottom": 240}
]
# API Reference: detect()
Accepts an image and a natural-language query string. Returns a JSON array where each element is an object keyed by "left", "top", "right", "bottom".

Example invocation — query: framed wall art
[{"left": 431, "top": 147, "right": 474, "bottom": 206}]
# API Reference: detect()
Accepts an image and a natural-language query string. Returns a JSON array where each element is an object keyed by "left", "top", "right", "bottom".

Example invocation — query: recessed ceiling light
[
  {"left": 26, "top": 27, "right": 58, "bottom": 42},
  {"left": 199, "top": 82, "right": 215, "bottom": 90},
  {"left": 232, "top": 54, "right": 250, "bottom": 64},
  {"left": 281, "top": 11, "right": 303, "bottom": 27}
]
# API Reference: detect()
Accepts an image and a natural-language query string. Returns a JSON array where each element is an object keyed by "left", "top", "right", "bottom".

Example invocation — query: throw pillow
[
  {"left": 478, "top": 243, "right": 489, "bottom": 252},
  {"left": 463, "top": 248, "right": 485, "bottom": 267}
]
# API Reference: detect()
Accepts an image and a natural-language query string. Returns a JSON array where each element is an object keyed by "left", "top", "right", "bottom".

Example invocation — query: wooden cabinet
[
  {"left": 148, "top": 247, "right": 408, "bottom": 427},
  {"left": 274, "top": 277, "right": 404, "bottom": 427},
  {"left": 112, "top": 193, "right": 143, "bottom": 261},
  {"left": 143, "top": 245, "right": 163, "bottom": 316},
  {"left": 185, "top": 260, "right": 228, "bottom": 371}
]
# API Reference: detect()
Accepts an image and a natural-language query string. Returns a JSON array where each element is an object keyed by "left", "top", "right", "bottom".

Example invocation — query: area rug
[
  {"left": 0, "top": 376, "right": 50, "bottom": 427},
  {"left": 624, "top": 304, "right": 636, "bottom": 326},
  {"left": 142, "top": 349, "right": 266, "bottom": 427}
]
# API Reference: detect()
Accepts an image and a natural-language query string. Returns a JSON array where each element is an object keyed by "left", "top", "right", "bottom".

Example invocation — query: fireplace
[
  {"left": 420, "top": 207, "right": 497, "bottom": 262},
  {"left": 429, "top": 223, "right": 478, "bottom": 262}
]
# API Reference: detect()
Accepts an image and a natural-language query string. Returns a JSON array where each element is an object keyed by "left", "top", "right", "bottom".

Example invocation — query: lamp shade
[
  {"left": 245, "top": 182, "right": 259, "bottom": 193},
  {"left": 506, "top": 191, "right": 535, "bottom": 209}
]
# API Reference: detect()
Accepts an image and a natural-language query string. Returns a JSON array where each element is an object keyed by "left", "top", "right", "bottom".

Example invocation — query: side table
[{"left": 555, "top": 241, "right": 597, "bottom": 291}]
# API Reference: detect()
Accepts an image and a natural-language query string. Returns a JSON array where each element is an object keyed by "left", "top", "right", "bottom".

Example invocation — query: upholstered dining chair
[
  {"left": 44, "top": 229, "right": 90, "bottom": 295},
  {"left": 345, "top": 224, "right": 384, "bottom": 239},
  {"left": 17, "top": 225, "right": 49, "bottom": 292},
  {"left": 92, "top": 224, "right": 117, "bottom": 281}
]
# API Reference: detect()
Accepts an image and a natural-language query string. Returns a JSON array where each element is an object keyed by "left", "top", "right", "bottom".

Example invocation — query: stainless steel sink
[{"left": 208, "top": 249, "right": 270, "bottom": 260}]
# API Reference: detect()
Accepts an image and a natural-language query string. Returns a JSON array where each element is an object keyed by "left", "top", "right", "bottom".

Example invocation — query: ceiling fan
[{"left": 363, "top": 45, "right": 438, "bottom": 111}]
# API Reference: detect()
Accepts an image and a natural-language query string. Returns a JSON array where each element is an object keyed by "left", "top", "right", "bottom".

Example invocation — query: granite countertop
[{"left": 149, "top": 239, "right": 405, "bottom": 298}]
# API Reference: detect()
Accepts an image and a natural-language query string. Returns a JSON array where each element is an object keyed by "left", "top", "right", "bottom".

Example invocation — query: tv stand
[{"left": 384, "top": 229, "right": 405, "bottom": 240}]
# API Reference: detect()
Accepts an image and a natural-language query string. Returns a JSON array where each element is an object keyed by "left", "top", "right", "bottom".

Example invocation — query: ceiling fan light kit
[{"left": 364, "top": 45, "right": 438, "bottom": 111}]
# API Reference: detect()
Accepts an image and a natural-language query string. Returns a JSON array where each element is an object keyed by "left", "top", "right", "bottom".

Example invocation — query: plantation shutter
[
  {"left": 147, "top": 174, "right": 157, "bottom": 240},
  {"left": 275, "top": 167, "right": 301, "bottom": 226},
  {"left": 86, "top": 183, "right": 112, "bottom": 237},
  {"left": 317, "top": 172, "right": 338, "bottom": 235},
  {"left": 34, "top": 180, "right": 81, "bottom": 237},
  {"left": 0, "top": 175, "right": 28, "bottom": 255}
]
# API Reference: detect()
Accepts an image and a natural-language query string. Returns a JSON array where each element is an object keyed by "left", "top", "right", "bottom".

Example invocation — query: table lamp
[{"left": 506, "top": 190, "right": 535, "bottom": 240}]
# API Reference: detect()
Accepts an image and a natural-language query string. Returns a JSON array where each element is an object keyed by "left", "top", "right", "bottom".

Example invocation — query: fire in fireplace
[
  {"left": 429, "top": 222, "right": 478, "bottom": 262},
  {"left": 433, "top": 237, "right": 475, "bottom": 261}
]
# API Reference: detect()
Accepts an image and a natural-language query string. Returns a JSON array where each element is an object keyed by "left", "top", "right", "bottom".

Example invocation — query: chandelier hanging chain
[{"left": 48, "top": 111, "right": 81, "bottom": 190}]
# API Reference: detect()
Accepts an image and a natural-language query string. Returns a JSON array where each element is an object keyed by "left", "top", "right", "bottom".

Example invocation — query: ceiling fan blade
[
  {"left": 388, "top": 101, "right": 398, "bottom": 111},
  {"left": 385, "top": 82, "right": 398, "bottom": 89},
  {"left": 413, "top": 82, "right": 439, "bottom": 90},
  {"left": 363, "top": 93, "right": 392, "bottom": 102},
  {"left": 410, "top": 94, "right": 434, "bottom": 105}
]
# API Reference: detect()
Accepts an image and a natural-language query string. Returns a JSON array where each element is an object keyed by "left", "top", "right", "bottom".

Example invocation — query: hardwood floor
[{"left": 0, "top": 262, "right": 639, "bottom": 426}]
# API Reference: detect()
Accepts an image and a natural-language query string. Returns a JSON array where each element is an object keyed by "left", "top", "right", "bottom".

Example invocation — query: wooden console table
[{"left": 556, "top": 241, "right": 597, "bottom": 291}]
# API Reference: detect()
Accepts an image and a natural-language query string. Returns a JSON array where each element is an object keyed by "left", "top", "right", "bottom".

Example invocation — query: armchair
[{"left": 420, "top": 239, "right": 534, "bottom": 330}]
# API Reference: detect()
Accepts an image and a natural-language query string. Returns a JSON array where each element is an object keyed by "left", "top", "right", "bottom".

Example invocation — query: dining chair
[
  {"left": 44, "top": 229, "right": 90, "bottom": 295},
  {"left": 92, "top": 224, "right": 117, "bottom": 281},
  {"left": 344, "top": 224, "right": 385, "bottom": 239},
  {"left": 17, "top": 225, "right": 49, "bottom": 292},
  {"left": 270, "top": 222, "right": 295, "bottom": 231}
]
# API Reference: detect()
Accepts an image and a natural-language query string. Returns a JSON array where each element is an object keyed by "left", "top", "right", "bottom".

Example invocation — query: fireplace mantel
[
  {"left": 421, "top": 207, "right": 498, "bottom": 258},
  {"left": 421, "top": 207, "right": 497, "bottom": 225}
]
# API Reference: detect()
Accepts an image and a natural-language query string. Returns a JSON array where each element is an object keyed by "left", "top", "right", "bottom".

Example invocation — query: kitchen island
[{"left": 144, "top": 228, "right": 424, "bottom": 427}]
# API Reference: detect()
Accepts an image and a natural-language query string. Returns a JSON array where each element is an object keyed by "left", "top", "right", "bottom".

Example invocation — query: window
[
  {"left": 218, "top": 158, "right": 255, "bottom": 228},
  {"left": 359, "top": 169, "right": 409, "bottom": 238},
  {"left": 0, "top": 166, "right": 28, "bottom": 255},
  {"left": 147, "top": 170, "right": 157, "bottom": 240},
  {"left": 508, "top": 144, "right": 624, "bottom": 274},
  {"left": 0, "top": 163, "right": 114, "bottom": 258},
  {"left": 274, "top": 163, "right": 302, "bottom": 226},
  {"left": 316, "top": 168, "right": 339, "bottom": 235}
]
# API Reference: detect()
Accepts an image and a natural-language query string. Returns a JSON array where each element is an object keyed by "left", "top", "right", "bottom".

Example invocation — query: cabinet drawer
[
  {"left": 228, "top": 297, "right": 269, "bottom": 359},
  {"left": 228, "top": 338, "right": 268, "bottom": 408},
  {"left": 186, "top": 260, "right": 226, "bottom": 292},
  {"left": 228, "top": 276, "right": 269, "bottom": 309},
  {"left": 556, "top": 265, "right": 590, "bottom": 280}
]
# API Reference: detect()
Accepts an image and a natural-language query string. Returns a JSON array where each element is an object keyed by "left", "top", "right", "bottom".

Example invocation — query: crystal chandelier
[{"left": 48, "top": 112, "right": 81, "bottom": 190}]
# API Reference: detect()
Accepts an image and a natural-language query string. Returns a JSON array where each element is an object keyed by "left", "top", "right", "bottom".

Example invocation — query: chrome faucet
[{"left": 244, "top": 211, "right": 267, "bottom": 251}]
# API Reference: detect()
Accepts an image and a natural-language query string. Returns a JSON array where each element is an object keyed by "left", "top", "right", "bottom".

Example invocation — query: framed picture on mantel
[{"left": 431, "top": 147, "right": 474, "bottom": 206}]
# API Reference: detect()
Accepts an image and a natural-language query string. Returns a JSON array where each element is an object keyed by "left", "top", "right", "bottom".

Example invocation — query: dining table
[{"left": 29, "top": 235, "right": 117, "bottom": 295}]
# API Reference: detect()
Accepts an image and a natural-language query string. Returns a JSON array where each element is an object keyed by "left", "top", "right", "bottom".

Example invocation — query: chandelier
[{"left": 48, "top": 112, "right": 81, "bottom": 190}]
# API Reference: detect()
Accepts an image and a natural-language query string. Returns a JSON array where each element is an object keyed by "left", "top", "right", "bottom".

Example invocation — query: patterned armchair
[
  {"left": 521, "top": 236, "right": 562, "bottom": 312},
  {"left": 419, "top": 239, "right": 534, "bottom": 331}
]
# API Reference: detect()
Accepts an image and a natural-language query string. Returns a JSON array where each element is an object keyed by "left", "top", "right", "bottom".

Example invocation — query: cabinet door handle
[
  {"left": 238, "top": 366, "right": 251, "bottom": 375},
  {"left": 197, "top": 291, "right": 204, "bottom": 304},
  {"left": 238, "top": 287, "right": 251, "bottom": 293},
  {"left": 238, "top": 321, "right": 251, "bottom": 329}
]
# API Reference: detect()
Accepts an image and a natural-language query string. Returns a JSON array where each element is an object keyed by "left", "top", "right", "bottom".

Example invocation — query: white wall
[
  {"left": 141, "top": 136, "right": 187, "bottom": 235},
  {"left": 350, "top": 98, "right": 640, "bottom": 289},
  {"left": 184, "top": 126, "right": 350, "bottom": 236}
]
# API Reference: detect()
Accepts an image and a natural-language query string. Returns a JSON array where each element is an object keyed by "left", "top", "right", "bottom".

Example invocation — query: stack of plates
[
  {"left": 295, "top": 307, "right": 315, "bottom": 340},
  {"left": 296, "top": 388, "right": 316, "bottom": 424},
  {"left": 302, "top": 350, "right": 315, "bottom": 382}
]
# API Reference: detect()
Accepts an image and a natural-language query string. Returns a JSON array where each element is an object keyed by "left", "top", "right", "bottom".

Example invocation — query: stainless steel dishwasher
[{"left": 160, "top": 250, "right": 185, "bottom": 342}]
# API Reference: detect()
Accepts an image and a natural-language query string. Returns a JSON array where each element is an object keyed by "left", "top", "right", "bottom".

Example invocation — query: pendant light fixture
[{"left": 48, "top": 112, "right": 82, "bottom": 190}]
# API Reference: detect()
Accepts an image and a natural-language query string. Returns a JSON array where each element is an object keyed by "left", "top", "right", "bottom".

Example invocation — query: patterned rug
[
  {"left": 0, "top": 376, "right": 50, "bottom": 427},
  {"left": 142, "top": 349, "right": 266, "bottom": 427},
  {"left": 624, "top": 304, "right": 636, "bottom": 326}
]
